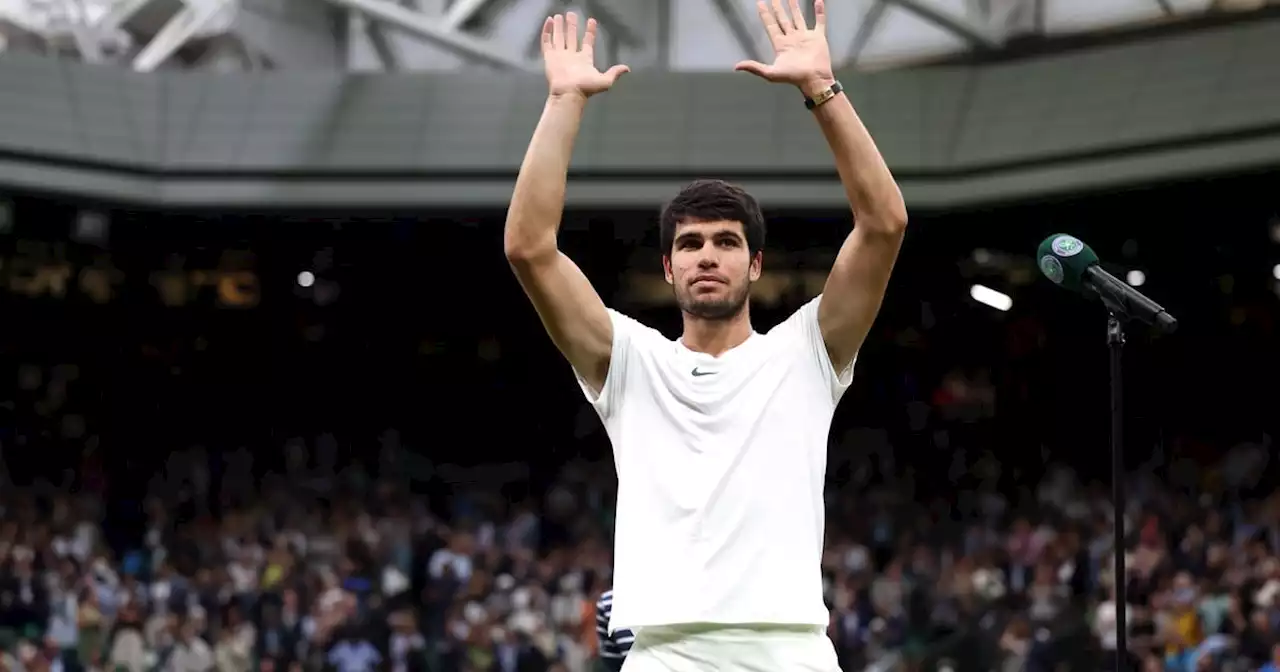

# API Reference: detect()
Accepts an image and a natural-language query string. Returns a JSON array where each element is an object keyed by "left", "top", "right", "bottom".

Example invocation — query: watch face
[{"left": 806, "top": 83, "right": 839, "bottom": 109}]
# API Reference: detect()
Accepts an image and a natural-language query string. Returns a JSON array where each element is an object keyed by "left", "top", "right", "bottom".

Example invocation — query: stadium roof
[{"left": 0, "top": 0, "right": 1275, "bottom": 72}]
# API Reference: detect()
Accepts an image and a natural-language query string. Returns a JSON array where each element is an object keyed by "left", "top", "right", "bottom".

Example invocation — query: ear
[
  {"left": 662, "top": 255, "right": 675, "bottom": 285},
  {"left": 748, "top": 250, "right": 763, "bottom": 282}
]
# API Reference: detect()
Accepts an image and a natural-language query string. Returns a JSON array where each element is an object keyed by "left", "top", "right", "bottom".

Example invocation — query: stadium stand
[
  {"left": 0, "top": 173, "right": 1277, "bottom": 672},
  {"left": 1, "top": 3, "right": 1280, "bottom": 671}
]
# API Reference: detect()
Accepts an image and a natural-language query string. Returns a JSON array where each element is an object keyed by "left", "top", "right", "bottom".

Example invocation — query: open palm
[
  {"left": 541, "top": 13, "right": 629, "bottom": 98},
  {"left": 735, "top": 0, "right": 834, "bottom": 90}
]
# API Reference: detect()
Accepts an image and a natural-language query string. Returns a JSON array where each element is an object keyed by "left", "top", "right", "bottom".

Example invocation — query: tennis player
[{"left": 503, "top": 0, "right": 907, "bottom": 669}]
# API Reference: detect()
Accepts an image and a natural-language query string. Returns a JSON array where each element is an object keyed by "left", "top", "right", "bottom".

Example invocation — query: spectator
[
  {"left": 594, "top": 589, "right": 632, "bottom": 672},
  {"left": 1260, "top": 643, "right": 1280, "bottom": 672},
  {"left": 0, "top": 431, "right": 1276, "bottom": 672},
  {"left": 1093, "top": 585, "right": 1131, "bottom": 655}
]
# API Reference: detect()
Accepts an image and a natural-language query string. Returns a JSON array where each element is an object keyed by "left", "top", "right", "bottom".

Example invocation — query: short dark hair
[{"left": 659, "top": 180, "right": 766, "bottom": 256}]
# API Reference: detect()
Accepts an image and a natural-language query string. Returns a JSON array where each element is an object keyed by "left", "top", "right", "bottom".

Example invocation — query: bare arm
[
  {"left": 504, "top": 94, "right": 612, "bottom": 392},
  {"left": 503, "top": 13, "right": 628, "bottom": 394},
  {"left": 736, "top": 0, "right": 907, "bottom": 372},
  {"left": 808, "top": 81, "right": 907, "bottom": 372}
]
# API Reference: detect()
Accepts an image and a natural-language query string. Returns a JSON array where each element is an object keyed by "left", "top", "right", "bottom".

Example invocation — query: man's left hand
[{"left": 735, "top": 0, "right": 835, "bottom": 98}]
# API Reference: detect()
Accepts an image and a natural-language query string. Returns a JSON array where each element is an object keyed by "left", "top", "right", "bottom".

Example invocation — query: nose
[{"left": 697, "top": 254, "right": 718, "bottom": 269}]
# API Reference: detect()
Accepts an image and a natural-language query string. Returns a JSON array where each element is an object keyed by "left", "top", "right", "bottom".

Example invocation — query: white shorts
[{"left": 620, "top": 624, "right": 841, "bottom": 672}]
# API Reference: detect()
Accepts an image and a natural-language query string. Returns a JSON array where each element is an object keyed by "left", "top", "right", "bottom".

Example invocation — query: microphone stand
[{"left": 1106, "top": 312, "right": 1128, "bottom": 672}]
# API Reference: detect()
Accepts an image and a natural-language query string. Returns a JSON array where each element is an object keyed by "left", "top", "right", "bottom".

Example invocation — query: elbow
[
  {"left": 885, "top": 208, "right": 908, "bottom": 236},
  {"left": 503, "top": 242, "right": 555, "bottom": 267},
  {"left": 503, "top": 229, "right": 556, "bottom": 265},
  {"left": 879, "top": 190, "right": 909, "bottom": 235},
  {"left": 858, "top": 208, "right": 908, "bottom": 239},
  {"left": 853, "top": 190, "right": 908, "bottom": 237},
  {"left": 503, "top": 240, "right": 531, "bottom": 264},
  {"left": 874, "top": 194, "right": 909, "bottom": 236}
]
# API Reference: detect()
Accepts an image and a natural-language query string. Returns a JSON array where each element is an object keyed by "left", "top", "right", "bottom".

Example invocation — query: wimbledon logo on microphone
[
  {"left": 1039, "top": 256, "right": 1064, "bottom": 284},
  {"left": 1051, "top": 235, "right": 1084, "bottom": 257}
]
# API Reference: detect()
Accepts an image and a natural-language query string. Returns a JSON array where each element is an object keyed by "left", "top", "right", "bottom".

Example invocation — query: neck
[{"left": 680, "top": 307, "right": 753, "bottom": 356}]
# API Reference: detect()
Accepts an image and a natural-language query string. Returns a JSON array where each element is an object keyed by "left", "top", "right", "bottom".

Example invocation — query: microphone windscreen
[{"left": 1036, "top": 234, "right": 1099, "bottom": 292}]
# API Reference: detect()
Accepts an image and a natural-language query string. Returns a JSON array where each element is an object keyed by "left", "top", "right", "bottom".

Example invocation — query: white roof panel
[
  {"left": 0, "top": 0, "right": 1274, "bottom": 72},
  {"left": 848, "top": 0, "right": 1238, "bottom": 68},
  {"left": 861, "top": 2, "right": 971, "bottom": 65}
]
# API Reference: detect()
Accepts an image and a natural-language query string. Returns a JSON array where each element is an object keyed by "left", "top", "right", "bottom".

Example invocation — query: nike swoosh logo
[{"left": 691, "top": 368, "right": 715, "bottom": 377}]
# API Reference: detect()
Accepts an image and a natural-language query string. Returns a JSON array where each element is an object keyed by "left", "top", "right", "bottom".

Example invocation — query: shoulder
[
  {"left": 765, "top": 295, "right": 823, "bottom": 341},
  {"left": 761, "top": 296, "right": 828, "bottom": 359},
  {"left": 606, "top": 310, "right": 666, "bottom": 349},
  {"left": 764, "top": 294, "right": 855, "bottom": 397},
  {"left": 602, "top": 310, "right": 673, "bottom": 370},
  {"left": 578, "top": 312, "right": 670, "bottom": 416}
]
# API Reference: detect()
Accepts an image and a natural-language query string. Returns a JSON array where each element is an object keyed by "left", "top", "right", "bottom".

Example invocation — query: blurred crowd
[
  {"left": 821, "top": 437, "right": 1280, "bottom": 672},
  {"left": 1, "top": 341, "right": 1278, "bottom": 672},
  {"left": 0, "top": 174, "right": 1276, "bottom": 672},
  {"left": 0, "top": 435, "right": 622, "bottom": 672},
  {"left": 0, "top": 432, "right": 1275, "bottom": 672}
]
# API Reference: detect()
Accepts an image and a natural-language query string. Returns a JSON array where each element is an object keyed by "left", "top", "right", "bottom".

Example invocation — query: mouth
[{"left": 691, "top": 275, "right": 724, "bottom": 287}]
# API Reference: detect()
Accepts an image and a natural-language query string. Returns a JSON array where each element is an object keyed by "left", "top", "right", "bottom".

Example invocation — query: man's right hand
[{"left": 541, "top": 13, "right": 629, "bottom": 99}]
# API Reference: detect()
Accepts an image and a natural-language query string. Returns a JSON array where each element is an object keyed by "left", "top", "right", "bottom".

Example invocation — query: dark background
[{"left": 0, "top": 169, "right": 1276, "bottom": 532}]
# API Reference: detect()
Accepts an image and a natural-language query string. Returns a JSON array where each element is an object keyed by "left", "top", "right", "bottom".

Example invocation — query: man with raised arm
[{"left": 503, "top": 1, "right": 907, "bottom": 670}]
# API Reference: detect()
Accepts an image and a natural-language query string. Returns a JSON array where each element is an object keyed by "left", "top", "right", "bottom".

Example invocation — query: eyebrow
[{"left": 676, "top": 230, "right": 742, "bottom": 243}]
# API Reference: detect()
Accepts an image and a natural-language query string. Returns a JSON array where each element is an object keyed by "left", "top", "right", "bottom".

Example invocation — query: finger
[
  {"left": 755, "top": 1, "right": 784, "bottom": 43},
  {"left": 814, "top": 0, "right": 826, "bottom": 30},
  {"left": 734, "top": 60, "right": 775, "bottom": 80},
  {"left": 552, "top": 14, "right": 565, "bottom": 50},
  {"left": 788, "top": 0, "right": 807, "bottom": 30},
  {"left": 604, "top": 64, "right": 630, "bottom": 83},
  {"left": 771, "top": 0, "right": 795, "bottom": 32},
  {"left": 582, "top": 17, "right": 598, "bottom": 56},
  {"left": 540, "top": 17, "right": 554, "bottom": 53},
  {"left": 565, "top": 12, "right": 580, "bottom": 52}
]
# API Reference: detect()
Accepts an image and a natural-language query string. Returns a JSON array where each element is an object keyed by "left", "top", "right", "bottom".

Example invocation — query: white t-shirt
[{"left": 579, "top": 296, "right": 853, "bottom": 631}]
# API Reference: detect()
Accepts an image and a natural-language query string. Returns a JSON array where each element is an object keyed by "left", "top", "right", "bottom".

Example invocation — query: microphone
[{"left": 1036, "top": 234, "right": 1178, "bottom": 334}]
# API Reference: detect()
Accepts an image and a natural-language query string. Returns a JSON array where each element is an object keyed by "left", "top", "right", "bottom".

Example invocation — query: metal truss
[
  {"left": 0, "top": 0, "right": 1272, "bottom": 72},
  {"left": 0, "top": 0, "right": 238, "bottom": 69},
  {"left": 326, "top": 0, "right": 528, "bottom": 70}
]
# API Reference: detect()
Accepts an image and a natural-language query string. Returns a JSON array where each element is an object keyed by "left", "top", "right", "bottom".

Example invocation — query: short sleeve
[
  {"left": 574, "top": 309, "right": 645, "bottom": 421},
  {"left": 771, "top": 295, "right": 855, "bottom": 404}
]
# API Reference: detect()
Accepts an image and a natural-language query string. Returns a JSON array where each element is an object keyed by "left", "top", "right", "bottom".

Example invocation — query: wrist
[
  {"left": 798, "top": 75, "right": 838, "bottom": 100},
  {"left": 547, "top": 90, "right": 589, "bottom": 106}
]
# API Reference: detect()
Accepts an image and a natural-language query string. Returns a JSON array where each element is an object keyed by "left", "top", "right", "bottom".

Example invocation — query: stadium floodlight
[{"left": 969, "top": 283, "right": 1012, "bottom": 312}]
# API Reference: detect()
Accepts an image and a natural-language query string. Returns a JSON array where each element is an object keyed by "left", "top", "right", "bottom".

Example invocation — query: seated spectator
[{"left": 594, "top": 588, "right": 632, "bottom": 672}]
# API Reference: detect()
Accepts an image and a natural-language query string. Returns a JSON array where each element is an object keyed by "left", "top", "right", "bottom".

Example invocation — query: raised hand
[
  {"left": 541, "top": 13, "right": 629, "bottom": 99},
  {"left": 735, "top": 0, "right": 834, "bottom": 95}
]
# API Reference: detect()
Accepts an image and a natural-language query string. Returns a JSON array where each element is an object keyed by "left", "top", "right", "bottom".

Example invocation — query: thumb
[
  {"left": 734, "top": 60, "right": 774, "bottom": 79},
  {"left": 604, "top": 64, "right": 630, "bottom": 83}
]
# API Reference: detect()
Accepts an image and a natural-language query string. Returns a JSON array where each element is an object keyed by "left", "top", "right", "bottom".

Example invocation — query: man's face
[{"left": 663, "top": 219, "right": 761, "bottom": 320}]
